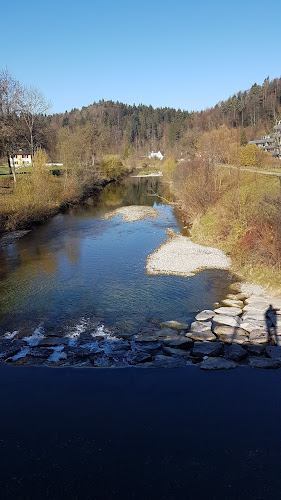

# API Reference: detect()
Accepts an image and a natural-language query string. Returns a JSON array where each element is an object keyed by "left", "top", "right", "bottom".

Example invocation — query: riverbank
[{"left": 169, "top": 163, "right": 281, "bottom": 294}]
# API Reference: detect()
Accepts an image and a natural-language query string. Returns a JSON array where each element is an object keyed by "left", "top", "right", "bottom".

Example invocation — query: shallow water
[{"left": 0, "top": 177, "right": 236, "bottom": 338}]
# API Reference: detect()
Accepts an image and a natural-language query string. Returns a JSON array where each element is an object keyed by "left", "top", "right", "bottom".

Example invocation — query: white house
[{"left": 148, "top": 151, "right": 164, "bottom": 161}]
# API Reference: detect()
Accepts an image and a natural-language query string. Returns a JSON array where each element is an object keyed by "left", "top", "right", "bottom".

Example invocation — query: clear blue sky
[{"left": 2, "top": 0, "right": 280, "bottom": 114}]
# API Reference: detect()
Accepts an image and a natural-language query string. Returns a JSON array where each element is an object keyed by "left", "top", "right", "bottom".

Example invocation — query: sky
[{"left": 2, "top": 0, "right": 280, "bottom": 114}]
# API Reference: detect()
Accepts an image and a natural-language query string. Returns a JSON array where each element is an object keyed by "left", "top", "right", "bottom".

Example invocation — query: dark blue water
[{"left": 0, "top": 178, "right": 236, "bottom": 336}]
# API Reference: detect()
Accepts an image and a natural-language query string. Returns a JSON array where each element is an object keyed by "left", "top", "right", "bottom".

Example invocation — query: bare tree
[
  {"left": 0, "top": 69, "right": 21, "bottom": 181},
  {"left": 16, "top": 85, "right": 51, "bottom": 157}
]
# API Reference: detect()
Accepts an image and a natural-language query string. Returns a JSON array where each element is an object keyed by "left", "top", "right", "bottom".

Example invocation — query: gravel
[
  {"left": 146, "top": 231, "right": 231, "bottom": 277},
  {"left": 103, "top": 205, "right": 159, "bottom": 222}
]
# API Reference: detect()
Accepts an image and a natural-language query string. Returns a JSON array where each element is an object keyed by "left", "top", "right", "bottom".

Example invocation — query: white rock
[
  {"left": 214, "top": 307, "right": 243, "bottom": 317},
  {"left": 212, "top": 314, "right": 241, "bottom": 328}
]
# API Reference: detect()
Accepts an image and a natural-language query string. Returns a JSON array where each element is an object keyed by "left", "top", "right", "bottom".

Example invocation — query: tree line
[{"left": 1, "top": 70, "right": 281, "bottom": 168}]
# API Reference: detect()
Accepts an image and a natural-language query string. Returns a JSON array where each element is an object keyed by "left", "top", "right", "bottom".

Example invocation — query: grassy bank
[
  {"left": 0, "top": 152, "right": 129, "bottom": 234},
  {"left": 170, "top": 161, "right": 281, "bottom": 294}
]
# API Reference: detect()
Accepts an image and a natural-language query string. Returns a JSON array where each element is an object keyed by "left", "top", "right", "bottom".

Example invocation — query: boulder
[
  {"left": 159, "top": 321, "right": 189, "bottom": 331},
  {"left": 0, "top": 346, "right": 22, "bottom": 360},
  {"left": 39, "top": 337, "right": 68, "bottom": 347},
  {"left": 214, "top": 325, "right": 248, "bottom": 337},
  {"left": 224, "top": 344, "right": 247, "bottom": 361},
  {"left": 195, "top": 310, "right": 215, "bottom": 321},
  {"left": 222, "top": 299, "right": 244, "bottom": 308},
  {"left": 127, "top": 352, "right": 152, "bottom": 365},
  {"left": 240, "top": 321, "right": 264, "bottom": 333},
  {"left": 134, "top": 334, "right": 159, "bottom": 342},
  {"left": 200, "top": 357, "right": 237, "bottom": 370},
  {"left": 246, "top": 344, "right": 265, "bottom": 356},
  {"left": 192, "top": 341, "right": 223, "bottom": 358},
  {"left": 152, "top": 354, "right": 188, "bottom": 368},
  {"left": 212, "top": 314, "right": 241, "bottom": 328},
  {"left": 187, "top": 331, "right": 216, "bottom": 342},
  {"left": 162, "top": 346, "right": 192, "bottom": 358},
  {"left": 249, "top": 330, "right": 268, "bottom": 344},
  {"left": 219, "top": 334, "right": 249, "bottom": 345},
  {"left": 163, "top": 337, "right": 193, "bottom": 350},
  {"left": 189, "top": 321, "right": 212, "bottom": 333},
  {"left": 135, "top": 341, "right": 161, "bottom": 354},
  {"left": 227, "top": 293, "right": 247, "bottom": 301},
  {"left": 214, "top": 307, "right": 243, "bottom": 317},
  {"left": 265, "top": 346, "right": 281, "bottom": 361},
  {"left": 229, "top": 282, "right": 242, "bottom": 292},
  {"left": 249, "top": 357, "right": 281, "bottom": 369}
]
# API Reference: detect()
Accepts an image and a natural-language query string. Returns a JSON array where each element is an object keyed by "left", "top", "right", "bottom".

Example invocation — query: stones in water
[
  {"left": 212, "top": 314, "right": 241, "bottom": 328},
  {"left": 222, "top": 299, "right": 244, "bottom": 308},
  {"left": 199, "top": 357, "right": 237, "bottom": 370},
  {"left": 188, "top": 331, "right": 216, "bottom": 342},
  {"left": 246, "top": 344, "right": 265, "bottom": 356},
  {"left": 224, "top": 344, "right": 247, "bottom": 362},
  {"left": 189, "top": 321, "right": 212, "bottom": 333},
  {"left": 214, "top": 307, "right": 243, "bottom": 317},
  {"left": 249, "top": 357, "right": 281, "bottom": 369},
  {"left": 214, "top": 325, "right": 248, "bottom": 337},
  {"left": 195, "top": 310, "right": 215, "bottom": 321},
  {"left": 127, "top": 352, "right": 152, "bottom": 365},
  {"left": 192, "top": 341, "right": 223, "bottom": 358},
  {"left": 159, "top": 320, "right": 189, "bottom": 331},
  {"left": 218, "top": 334, "right": 249, "bottom": 345},
  {"left": 163, "top": 338, "right": 193, "bottom": 350}
]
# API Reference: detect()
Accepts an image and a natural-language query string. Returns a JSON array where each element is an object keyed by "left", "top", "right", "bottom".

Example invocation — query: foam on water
[
  {"left": 66, "top": 318, "right": 89, "bottom": 346},
  {"left": 23, "top": 325, "right": 45, "bottom": 346},
  {"left": 12, "top": 347, "right": 30, "bottom": 361},
  {"left": 3, "top": 331, "right": 19, "bottom": 340},
  {"left": 48, "top": 346, "right": 67, "bottom": 362}
]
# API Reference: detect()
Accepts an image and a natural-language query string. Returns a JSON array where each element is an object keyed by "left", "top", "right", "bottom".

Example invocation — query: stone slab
[{"left": 200, "top": 357, "right": 237, "bottom": 370}]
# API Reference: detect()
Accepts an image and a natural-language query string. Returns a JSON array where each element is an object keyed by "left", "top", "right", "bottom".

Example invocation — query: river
[{"left": 0, "top": 176, "right": 236, "bottom": 340}]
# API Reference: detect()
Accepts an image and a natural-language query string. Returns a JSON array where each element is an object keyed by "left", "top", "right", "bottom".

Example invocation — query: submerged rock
[
  {"left": 152, "top": 354, "right": 188, "bottom": 368},
  {"left": 159, "top": 320, "right": 189, "bottom": 331},
  {"left": 249, "top": 357, "right": 281, "bottom": 369},
  {"left": 200, "top": 357, "right": 237, "bottom": 370}
]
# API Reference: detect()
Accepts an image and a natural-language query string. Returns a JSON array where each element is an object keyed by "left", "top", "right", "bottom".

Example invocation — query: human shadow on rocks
[{"left": 265, "top": 305, "right": 279, "bottom": 346}]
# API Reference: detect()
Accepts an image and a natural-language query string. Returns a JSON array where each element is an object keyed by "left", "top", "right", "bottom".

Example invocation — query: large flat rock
[
  {"left": 200, "top": 357, "right": 237, "bottom": 370},
  {"left": 187, "top": 331, "right": 216, "bottom": 342},
  {"left": 192, "top": 341, "right": 223, "bottom": 358},
  {"left": 222, "top": 299, "right": 244, "bottom": 308},
  {"left": 219, "top": 334, "right": 249, "bottom": 345},
  {"left": 190, "top": 321, "right": 212, "bottom": 333},
  {"left": 249, "top": 357, "right": 281, "bottom": 369},
  {"left": 224, "top": 344, "right": 247, "bottom": 361},
  {"left": 214, "top": 307, "right": 243, "bottom": 317},
  {"left": 212, "top": 314, "right": 241, "bottom": 328},
  {"left": 163, "top": 338, "right": 193, "bottom": 350},
  {"left": 214, "top": 325, "right": 248, "bottom": 337},
  {"left": 195, "top": 310, "right": 215, "bottom": 321},
  {"left": 159, "top": 321, "right": 189, "bottom": 331}
]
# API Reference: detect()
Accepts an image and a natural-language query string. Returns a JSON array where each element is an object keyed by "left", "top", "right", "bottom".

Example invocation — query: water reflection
[{"left": 0, "top": 178, "right": 235, "bottom": 334}]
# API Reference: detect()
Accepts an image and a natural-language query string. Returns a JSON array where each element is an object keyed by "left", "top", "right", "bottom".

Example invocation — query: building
[
  {"left": 10, "top": 151, "right": 32, "bottom": 167},
  {"left": 249, "top": 121, "right": 281, "bottom": 159},
  {"left": 148, "top": 151, "right": 164, "bottom": 160}
]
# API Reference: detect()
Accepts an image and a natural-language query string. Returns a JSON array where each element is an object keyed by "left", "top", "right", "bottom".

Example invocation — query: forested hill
[
  {"left": 43, "top": 76, "right": 281, "bottom": 160},
  {"left": 1, "top": 70, "right": 280, "bottom": 162}
]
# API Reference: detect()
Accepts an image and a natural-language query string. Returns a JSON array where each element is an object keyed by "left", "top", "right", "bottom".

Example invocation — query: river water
[{"left": 0, "top": 177, "right": 236, "bottom": 338}]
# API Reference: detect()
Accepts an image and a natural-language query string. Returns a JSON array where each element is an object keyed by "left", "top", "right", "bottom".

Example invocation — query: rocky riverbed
[{"left": 1, "top": 281, "right": 281, "bottom": 370}]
